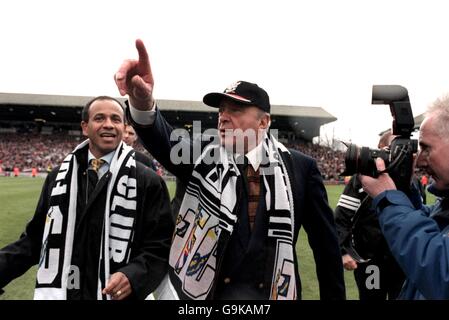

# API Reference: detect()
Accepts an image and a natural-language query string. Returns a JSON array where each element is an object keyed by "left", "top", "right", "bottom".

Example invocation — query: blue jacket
[{"left": 373, "top": 186, "right": 449, "bottom": 299}]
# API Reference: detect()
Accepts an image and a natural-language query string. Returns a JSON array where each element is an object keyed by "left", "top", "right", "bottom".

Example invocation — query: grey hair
[{"left": 426, "top": 94, "right": 449, "bottom": 139}]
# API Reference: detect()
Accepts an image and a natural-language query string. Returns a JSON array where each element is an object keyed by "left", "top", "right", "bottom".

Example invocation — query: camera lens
[
  {"left": 359, "top": 147, "right": 376, "bottom": 176},
  {"left": 342, "top": 144, "right": 359, "bottom": 176},
  {"left": 342, "top": 144, "right": 389, "bottom": 177}
]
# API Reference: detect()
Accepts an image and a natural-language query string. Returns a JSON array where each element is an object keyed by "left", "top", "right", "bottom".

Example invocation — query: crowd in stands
[
  {"left": 1, "top": 132, "right": 348, "bottom": 182},
  {"left": 0, "top": 132, "right": 163, "bottom": 176},
  {"left": 286, "top": 141, "right": 346, "bottom": 183},
  {"left": 0, "top": 133, "right": 80, "bottom": 174}
]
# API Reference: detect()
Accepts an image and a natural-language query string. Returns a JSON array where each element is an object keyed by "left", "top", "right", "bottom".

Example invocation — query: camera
[
  {"left": 342, "top": 85, "right": 418, "bottom": 192},
  {"left": 341, "top": 85, "right": 419, "bottom": 262}
]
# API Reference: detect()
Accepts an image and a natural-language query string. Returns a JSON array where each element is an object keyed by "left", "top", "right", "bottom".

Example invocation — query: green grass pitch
[{"left": 0, "top": 176, "right": 435, "bottom": 300}]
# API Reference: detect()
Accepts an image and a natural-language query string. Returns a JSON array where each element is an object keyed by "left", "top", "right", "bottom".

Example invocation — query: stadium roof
[{"left": 0, "top": 92, "right": 337, "bottom": 141}]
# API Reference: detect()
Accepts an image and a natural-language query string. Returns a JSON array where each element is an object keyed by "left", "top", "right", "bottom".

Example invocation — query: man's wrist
[
  {"left": 128, "top": 100, "right": 157, "bottom": 126},
  {"left": 373, "top": 189, "right": 414, "bottom": 212},
  {"left": 128, "top": 96, "right": 155, "bottom": 111}
]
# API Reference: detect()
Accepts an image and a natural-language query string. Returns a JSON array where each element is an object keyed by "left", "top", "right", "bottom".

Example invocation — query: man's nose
[
  {"left": 219, "top": 111, "right": 230, "bottom": 122},
  {"left": 103, "top": 117, "right": 114, "bottom": 128},
  {"left": 416, "top": 150, "right": 427, "bottom": 168}
]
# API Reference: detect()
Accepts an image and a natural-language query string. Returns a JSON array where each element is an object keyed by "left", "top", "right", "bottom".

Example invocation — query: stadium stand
[
  {"left": 0, "top": 92, "right": 346, "bottom": 181},
  {"left": 0, "top": 130, "right": 345, "bottom": 182}
]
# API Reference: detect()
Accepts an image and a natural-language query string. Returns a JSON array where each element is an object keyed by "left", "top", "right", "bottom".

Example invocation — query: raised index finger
[
  {"left": 135, "top": 39, "right": 154, "bottom": 86},
  {"left": 136, "top": 39, "right": 150, "bottom": 71}
]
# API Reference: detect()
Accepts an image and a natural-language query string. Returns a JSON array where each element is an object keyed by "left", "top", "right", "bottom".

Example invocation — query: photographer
[
  {"left": 335, "top": 130, "right": 405, "bottom": 300},
  {"left": 361, "top": 95, "right": 449, "bottom": 299}
]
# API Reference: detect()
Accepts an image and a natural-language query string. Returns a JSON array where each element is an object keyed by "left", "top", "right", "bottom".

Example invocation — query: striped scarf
[
  {"left": 34, "top": 140, "right": 137, "bottom": 300},
  {"left": 157, "top": 133, "right": 297, "bottom": 300}
]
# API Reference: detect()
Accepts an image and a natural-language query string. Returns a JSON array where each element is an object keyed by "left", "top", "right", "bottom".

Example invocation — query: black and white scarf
[
  {"left": 34, "top": 140, "right": 137, "bottom": 300},
  {"left": 157, "top": 133, "right": 297, "bottom": 300}
]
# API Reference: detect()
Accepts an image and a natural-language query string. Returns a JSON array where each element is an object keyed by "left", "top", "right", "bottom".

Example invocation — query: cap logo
[{"left": 224, "top": 81, "right": 241, "bottom": 94}]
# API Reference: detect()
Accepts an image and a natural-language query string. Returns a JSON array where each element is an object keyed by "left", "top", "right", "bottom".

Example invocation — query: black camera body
[{"left": 342, "top": 85, "right": 418, "bottom": 192}]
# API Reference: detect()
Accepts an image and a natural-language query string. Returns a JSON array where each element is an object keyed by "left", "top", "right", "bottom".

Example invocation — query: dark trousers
[{"left": 354, "top": 256, "right": 405, "bottom": 300}]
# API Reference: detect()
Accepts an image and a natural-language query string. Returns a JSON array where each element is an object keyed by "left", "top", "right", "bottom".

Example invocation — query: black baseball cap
[{"left": 203, "top": 81, "right": 271, "bottom": 113}]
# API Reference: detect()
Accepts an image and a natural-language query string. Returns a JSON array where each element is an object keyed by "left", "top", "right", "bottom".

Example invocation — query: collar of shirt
[
  {"left": 241, "top": 141, "right": 263, "bottom": 172},
  {"left": 87, "top": 150, "right": 115, "bottom": 178}
]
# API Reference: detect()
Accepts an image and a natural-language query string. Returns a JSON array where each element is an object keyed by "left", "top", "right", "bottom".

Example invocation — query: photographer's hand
[{"left": 360, "top": 158, "right": 396, "bottom": 198}]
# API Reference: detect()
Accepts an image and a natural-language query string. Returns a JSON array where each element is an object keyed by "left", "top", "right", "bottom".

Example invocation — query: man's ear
[
  {"left": 260, "top": 114, "right": 271, "bottom": 129},
  {"left": 81, "top": 121, "right": 88, "bottom": 137}
]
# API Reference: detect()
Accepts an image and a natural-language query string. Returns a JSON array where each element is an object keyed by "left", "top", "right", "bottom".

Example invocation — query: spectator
[{"left": 123, "top": 123, "right": 156, "bottom": 170}]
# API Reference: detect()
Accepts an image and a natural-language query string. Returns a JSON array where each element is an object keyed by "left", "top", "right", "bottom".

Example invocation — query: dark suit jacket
[
  {"left": 0, "top": 146, "right": 175, "bottom": 299},
  {"left": 128, "top": 107, "right": 345, "bottom": 300},
  {"left": 135, "top": 149, "right": 156, "bottom": 171}
]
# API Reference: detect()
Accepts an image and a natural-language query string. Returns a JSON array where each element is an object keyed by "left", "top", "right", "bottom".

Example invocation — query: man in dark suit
[
  {"left": 0, "top": 96, "right": 174, "bottom": 300},
  {"left": 114, "top": 39, "right": 345, "bottom": 300},
  {"left": 335, "top": 131, "right": 405, "bottom": 300}
]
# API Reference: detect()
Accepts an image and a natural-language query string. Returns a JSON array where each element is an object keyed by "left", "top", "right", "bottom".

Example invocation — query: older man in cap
[{"left": 114, "top": 39, "right": 345, "bottom": 300}]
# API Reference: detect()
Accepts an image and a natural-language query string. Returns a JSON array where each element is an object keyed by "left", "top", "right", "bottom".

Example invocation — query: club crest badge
[{"left": 224, "top": 81, "right": 241, "bottom": 93}]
